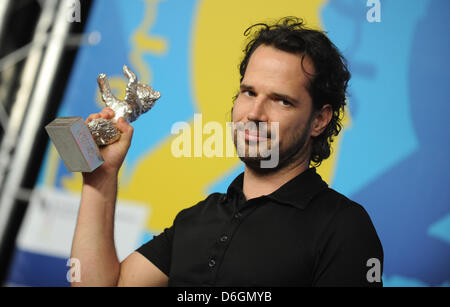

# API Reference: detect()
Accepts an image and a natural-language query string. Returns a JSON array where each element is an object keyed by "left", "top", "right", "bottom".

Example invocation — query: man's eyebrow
[
  {"left": 239, "top": 84, "right": 254, "bottom": 91},
  {"left": 239, "top": 84, "right": 300, "bottom": 104}
]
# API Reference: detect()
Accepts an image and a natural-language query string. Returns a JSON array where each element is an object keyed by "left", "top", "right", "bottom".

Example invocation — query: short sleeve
[
  {"left": 312, "top": 204, "right": 384, "bottom": 287},
  {"left": 136, "top": 225, "right": 175, "bottom": 277}
]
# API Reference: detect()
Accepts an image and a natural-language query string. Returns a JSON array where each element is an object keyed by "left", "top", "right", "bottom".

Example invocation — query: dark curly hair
[{"left": 237, "top": 17, "right": 350, "bottom": 166}]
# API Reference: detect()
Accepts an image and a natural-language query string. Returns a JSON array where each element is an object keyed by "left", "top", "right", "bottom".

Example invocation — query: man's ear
[{"left": 310, "top": 104, "right": 332, "bottom": 137}]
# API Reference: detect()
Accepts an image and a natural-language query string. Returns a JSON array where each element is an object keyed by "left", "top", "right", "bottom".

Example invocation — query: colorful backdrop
[{"left": 7, "top": 0, "right": 450, "bottom": 286}]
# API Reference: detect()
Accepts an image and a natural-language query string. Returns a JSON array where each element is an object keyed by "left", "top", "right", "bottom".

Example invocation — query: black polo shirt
[{"left": 136, "top": 167, "right": 383, "bottom": 286}]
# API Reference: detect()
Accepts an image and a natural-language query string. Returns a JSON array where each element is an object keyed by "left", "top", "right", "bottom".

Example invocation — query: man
[{"left": 71, "top": 17, "right": 383, "bottom": 287}]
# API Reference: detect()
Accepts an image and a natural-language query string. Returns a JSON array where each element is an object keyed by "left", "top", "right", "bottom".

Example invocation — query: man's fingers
[
  {"left": 116, "top": 117, "right": 133, "bottom": 134},
  {"left": 116, "top": 117, "right": 133, "bottom": 145},
  {"left": 86, "top": 113, "right": 100, "bottom": 124},
  {"left": 86, "top": 108, "right": 115, "bottom": 124},
  {"left": 100, "top": 107, "right": 115, "bottom": 118}
]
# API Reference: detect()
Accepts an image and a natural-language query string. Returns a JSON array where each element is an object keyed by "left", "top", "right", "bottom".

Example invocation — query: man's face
[{"left": 232, "top": 44, "right": 317, "bottom": 171}]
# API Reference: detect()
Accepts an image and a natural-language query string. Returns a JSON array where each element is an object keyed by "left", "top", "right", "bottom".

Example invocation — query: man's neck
[{"left": 242, "top": 159, "right": 310, "bottom": 200}]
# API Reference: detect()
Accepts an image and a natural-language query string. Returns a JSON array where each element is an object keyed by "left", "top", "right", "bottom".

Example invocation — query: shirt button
[
  {"left": 220, "top": 235, "right": 228, "bottom": 242},
  {"left": 208, "top": 259, "right": 216, "bottom": 268},
  {"left": 234, "top": 212, "right": 242, "bottom": 219}
]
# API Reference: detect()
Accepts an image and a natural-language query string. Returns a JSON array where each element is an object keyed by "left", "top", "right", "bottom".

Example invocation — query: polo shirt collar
[{"left": 226, "top": 167, "right": 328, "bottom": 210}]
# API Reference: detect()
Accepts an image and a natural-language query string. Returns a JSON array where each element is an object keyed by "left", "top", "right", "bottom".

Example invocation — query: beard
[{"left": 233, "top": 119, "right": 312, "bottom": 175}]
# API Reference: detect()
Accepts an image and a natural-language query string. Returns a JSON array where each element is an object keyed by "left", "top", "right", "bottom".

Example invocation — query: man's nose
[{"left": 247, "top": 97, "right": 268, "bottom": 122}]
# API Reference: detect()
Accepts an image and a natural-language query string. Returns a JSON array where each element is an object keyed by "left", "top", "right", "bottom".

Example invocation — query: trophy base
[{"left": 45, "top": 117, "right": 104, "bottom": 172}]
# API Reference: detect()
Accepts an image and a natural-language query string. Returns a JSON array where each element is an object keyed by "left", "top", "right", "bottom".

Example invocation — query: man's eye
[
  {"left": 243, "top": 90, "right": 256, "bottom": 97},
  {"left": 278, "top": 100, "right": 291, "bottom": 107}
]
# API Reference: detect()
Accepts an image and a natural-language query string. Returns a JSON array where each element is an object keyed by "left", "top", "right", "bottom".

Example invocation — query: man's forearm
[{"left": 70, "top": 171, "right": 121, "bottom": 286}]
